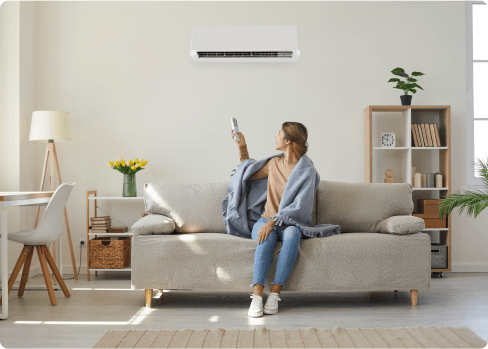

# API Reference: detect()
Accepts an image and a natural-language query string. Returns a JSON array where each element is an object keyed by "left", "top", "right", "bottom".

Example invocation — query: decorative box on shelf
[
  {"left": 417, "top": 199, "right": 443, "bottom": 215},
  {"left": 412, "top": 213, "right": 447, "bottom": 228},
  {"left": 89, "top": 236, "right": 131, "bottom": 269},
  {"left": 414, "top": 198, "right": 447, "bottom": 228},
  {"left": 431, "top": 243, "right": 448, "bottom": 269}
]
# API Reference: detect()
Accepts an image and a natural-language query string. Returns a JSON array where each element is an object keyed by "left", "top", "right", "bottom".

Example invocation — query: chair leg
[
  {"left": 18, "top": 246, "right": 35, "bottom": 297},
  {"left": 0, "top": 246, "right": 30, "bottom": 305},
  {"left": 36, "top": 246, "right": 57, "bottom": 306},
  {"left": 411, "top": 290, "right": 418, "bottom": 306},
  {"left": 145, "top": 289, "right": 153, "bottom": 308},
  {"left": 41, "top": 245, "right": 71, "bottom": 298}
]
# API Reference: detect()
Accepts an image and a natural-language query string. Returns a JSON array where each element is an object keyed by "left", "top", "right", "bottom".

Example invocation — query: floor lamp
[{"left": 29, "top": 111, "right": 78, "bottom": 280}]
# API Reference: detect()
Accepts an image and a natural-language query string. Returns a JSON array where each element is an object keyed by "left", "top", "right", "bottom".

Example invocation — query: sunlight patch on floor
[
  {"left": 71, "top": 288, "right": 134, "bottom": 291},
  {"left": 14, "top": 307, "right": 156, "bottom": 326},
  {"left": 209, "top": 316, "right": 219, "bottom": 322}
]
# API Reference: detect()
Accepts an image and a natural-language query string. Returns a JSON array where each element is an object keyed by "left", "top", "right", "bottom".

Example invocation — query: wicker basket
[{"left": 89, "top": 237, "right": 131, "bottom": 269}]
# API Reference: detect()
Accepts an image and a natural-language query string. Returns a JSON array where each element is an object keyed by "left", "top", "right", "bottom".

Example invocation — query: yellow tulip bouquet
[
  {"left": 109, "top": 157, "right": 148, "bottom": 197},
  {"left": 109, "top": 157, "right": 148, "bottom": 174}
]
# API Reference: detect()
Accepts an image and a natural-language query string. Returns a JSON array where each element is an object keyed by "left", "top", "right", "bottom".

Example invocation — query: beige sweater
[{"left": 238, "top": 144, "right": 297, "bottom": 222}]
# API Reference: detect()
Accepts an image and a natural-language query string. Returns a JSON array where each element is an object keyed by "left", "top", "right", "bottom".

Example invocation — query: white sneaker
[
  {"left": 263, "top": 292, "right": 281, "bottom": 315},
  {"left": 248, "top": 294, "right": 264, "bottom": 317}
]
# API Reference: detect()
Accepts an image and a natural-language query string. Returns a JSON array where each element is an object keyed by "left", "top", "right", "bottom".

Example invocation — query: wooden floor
[{"left": 0, "top": 272, "right": 487, "bottom": 348}]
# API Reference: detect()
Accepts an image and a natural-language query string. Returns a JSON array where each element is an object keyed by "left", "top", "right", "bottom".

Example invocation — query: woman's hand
[
  {"left": 231, "top": 130, "right": 246, "bottom": 147},
  {"left": 257, "top": 221, "right": 275, "bottom": 244}
]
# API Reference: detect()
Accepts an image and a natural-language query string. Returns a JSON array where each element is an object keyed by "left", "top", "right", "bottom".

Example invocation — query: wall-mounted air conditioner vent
[
  {"left": 197, "top": 51, "right": 294, "bottom": 58},
  {"left": 190, "top": 26, "right": 300, "bottom": 62}
]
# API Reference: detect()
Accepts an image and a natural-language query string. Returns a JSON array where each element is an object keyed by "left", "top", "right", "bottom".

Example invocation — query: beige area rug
[{"left": 93, "top": 326, "right": 487, "bottom": 348}]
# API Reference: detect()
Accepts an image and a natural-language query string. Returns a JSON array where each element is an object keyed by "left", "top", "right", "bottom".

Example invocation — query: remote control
[{"left": 231, "top": 117, "right": 240, "bottom": 142}]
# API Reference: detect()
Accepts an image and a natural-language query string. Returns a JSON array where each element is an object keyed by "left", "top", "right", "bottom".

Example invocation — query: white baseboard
[
  {"left": 0, "top": 264, "right": 131, "bottom": 280},
  {"left": 450, "top": 263, "right": 488, "bottom": 272}
]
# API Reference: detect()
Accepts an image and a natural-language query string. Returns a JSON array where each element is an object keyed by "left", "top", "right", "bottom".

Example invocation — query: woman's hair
[{"left": 281, "top": 121, "right": 308, "bottom": 158}]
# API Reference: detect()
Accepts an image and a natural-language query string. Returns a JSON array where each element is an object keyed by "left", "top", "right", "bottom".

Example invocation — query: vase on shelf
[{"left": 123, "top": 173, "right": 137, "bottom": 197}]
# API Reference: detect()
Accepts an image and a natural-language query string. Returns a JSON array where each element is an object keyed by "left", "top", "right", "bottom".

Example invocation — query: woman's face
[{"left": 275, "top": 127, "right": 289, "bottom": 151}]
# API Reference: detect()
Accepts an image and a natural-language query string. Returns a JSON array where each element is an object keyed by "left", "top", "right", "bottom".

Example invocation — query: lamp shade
[{"left": 29, "top": 111, "right": 73, "bottom": 141}]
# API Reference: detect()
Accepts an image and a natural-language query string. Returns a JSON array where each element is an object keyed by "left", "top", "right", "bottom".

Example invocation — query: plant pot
[
  {"left": 400, "top": 95, "right": 412, "bottom": 106},
  {"left": 123, "top": 173, "right": 137, "bottom": 197}
]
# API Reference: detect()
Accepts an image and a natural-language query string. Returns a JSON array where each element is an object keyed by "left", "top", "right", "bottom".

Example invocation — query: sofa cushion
[
  {"left": 316, "top": 180, "right": 414, "bottom": 233},
  {"left": 144, "top": 182, "right": 318, "bottom": 233},
  {"left": 131, "top": 231, "right": 431, "bottom": 292},
  {"left": 145, "top": 182, "right": 229, "bottom": 233},
  {"left": 378, "top": 215, "right": 425, "bottom": 235},
  {"left": 131, "top": 214, "right": 175, "bottom": 235}
]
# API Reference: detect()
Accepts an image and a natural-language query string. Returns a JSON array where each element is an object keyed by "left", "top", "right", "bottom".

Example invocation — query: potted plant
[
  {"left": 438, "top": 156, "right": 488, "bottom": 220},
  {"left": 388, "top": 68, "right": 425, "bottom": 105},
  {"left": 109, "top": 157, "right": 148, "bottom": 197}
]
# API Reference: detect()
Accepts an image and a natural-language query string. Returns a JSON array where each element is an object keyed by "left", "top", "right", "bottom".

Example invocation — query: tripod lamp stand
[{"left": 29, "top": 111, "right": 78, "bottom": 280}]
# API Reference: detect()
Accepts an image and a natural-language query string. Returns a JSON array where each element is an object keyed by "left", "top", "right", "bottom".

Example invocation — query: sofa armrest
[
  {"left": 378, "top": 215, "right": 425, "bottom": 235},
  {"left": 131, "top": 213, "right": 176, "bottom": 235}
]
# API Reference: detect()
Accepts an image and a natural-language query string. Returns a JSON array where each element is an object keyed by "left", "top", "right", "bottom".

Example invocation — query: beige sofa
[{"left": 131, "top": 180, "right": 430, "bottom": 308}]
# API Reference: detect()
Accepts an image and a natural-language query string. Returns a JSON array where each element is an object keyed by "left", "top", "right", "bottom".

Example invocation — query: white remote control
[{"left": 231, "top": 117, "right": 240, "bottom": 142}]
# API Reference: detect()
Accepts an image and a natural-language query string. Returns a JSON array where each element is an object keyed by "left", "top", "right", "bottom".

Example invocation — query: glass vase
[{"left": 123, "top": 173, "right": 137, "bottom": 197}]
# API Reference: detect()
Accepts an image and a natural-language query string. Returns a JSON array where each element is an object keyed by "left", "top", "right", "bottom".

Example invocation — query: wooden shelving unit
[
  {"left": 86, "top": 190, "right": 144, "bottom": 281},
  {"left": 364, "top": 105, "right": 451, "bottom": 273}
]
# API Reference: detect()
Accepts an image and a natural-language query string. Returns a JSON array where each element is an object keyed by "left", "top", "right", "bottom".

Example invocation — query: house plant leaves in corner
[
  {"left": 388, "top": 67, "right": 425, "bottom": 105},
  {"left": 438, "top": 156, "right": 488, "bottom": 220}
]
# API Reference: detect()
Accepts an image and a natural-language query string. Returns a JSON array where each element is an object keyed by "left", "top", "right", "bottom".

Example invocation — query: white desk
[{"left": 0, "top": 191, "right": 54, "bottom": 320}]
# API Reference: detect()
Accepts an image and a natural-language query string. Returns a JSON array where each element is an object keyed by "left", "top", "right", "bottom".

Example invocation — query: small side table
[{"left": 86, "top": 191, "right": 144, "bottom": 281}]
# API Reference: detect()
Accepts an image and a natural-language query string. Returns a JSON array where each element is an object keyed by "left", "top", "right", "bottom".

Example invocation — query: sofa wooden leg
[
  {"left": 145, "top": 289, "right": 153, "bottom": 308},
  {"left": 410, "top": 290, "right": 418, "bottom": 306}
]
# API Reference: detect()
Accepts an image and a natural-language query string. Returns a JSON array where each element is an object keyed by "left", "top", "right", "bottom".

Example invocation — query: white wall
[
  {"left": 19, "top": 1, "right": 41, "bottom": 271},
  {"left": 0, "top": 0, "right": 41, "bottom": 278},
  {"left": 9, "top": 1, "right": 486, "bottom": 275},
  {"left": 0, "top": 0, "right": 25, "bottom": 276}
]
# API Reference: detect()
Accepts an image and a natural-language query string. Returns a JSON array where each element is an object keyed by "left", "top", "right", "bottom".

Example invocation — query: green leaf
[
  {"left": 391, "top": 67, "right": 405, "bottom": 75},
  {"left": 407, "top": 78, "right": 417, "bottom": 82},
  {"left": 412, "top": 83, "right": 424, "bottom": 90},
  {"left": 388, "top": 78, "right": 400, "bottom": 82},
  {"left": 438, "top": 156, "right": 488, "bottom": 219},
  {"left": 411, "top": 71, "right": 425, "bottom": 76},
  {"left": 410, "top": 88, "right": 417, "bottom": 94}
]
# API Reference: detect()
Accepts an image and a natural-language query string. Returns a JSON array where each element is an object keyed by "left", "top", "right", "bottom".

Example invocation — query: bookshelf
[
  {"left": 86, "top": 190, "right": 144, "bottom": 281},
  {"left": 364, "top": 105, "right": 451, "bottom": 273}
]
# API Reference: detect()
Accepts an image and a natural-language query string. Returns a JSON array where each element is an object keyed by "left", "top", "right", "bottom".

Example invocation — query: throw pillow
[
  {"left": 131, "top": 213, "right": 175, "bottom": 235},
  {"left": 378, "top": 215, "right": 425, "bottom": 235}
]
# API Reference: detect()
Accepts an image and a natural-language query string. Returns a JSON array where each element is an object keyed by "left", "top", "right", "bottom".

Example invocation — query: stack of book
[
  {"left": 411, "top": 123, "right": 442, "bottom": 147},
  {"left": 90, "top": 216, "right": 129, "bottom": 233},
  {"left": 91, "top": 216, "right": 111, "bottom": 233}
]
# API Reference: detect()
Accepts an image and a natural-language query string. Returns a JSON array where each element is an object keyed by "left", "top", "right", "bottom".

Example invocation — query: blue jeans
[{"left": 251, "top": 216, "right": 303, "bottom": 289}]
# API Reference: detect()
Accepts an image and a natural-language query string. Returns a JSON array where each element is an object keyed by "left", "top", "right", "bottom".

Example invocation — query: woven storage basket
[{"left": 89, "top": 237, "right": 131, "bottom": 269}]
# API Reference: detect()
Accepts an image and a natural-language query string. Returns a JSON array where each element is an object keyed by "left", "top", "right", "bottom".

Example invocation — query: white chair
[{"left": 0, "top": 182, "right": 76, "bottom": 306}]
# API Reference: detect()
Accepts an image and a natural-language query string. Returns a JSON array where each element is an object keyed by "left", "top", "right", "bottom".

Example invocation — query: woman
[{"left": 230, "top": 122, "right": 310, "bottom": 318}]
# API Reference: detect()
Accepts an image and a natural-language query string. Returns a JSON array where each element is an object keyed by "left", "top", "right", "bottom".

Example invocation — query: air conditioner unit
[{"left": 190, "top": 25, "right": 300, "bottom": 62}]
